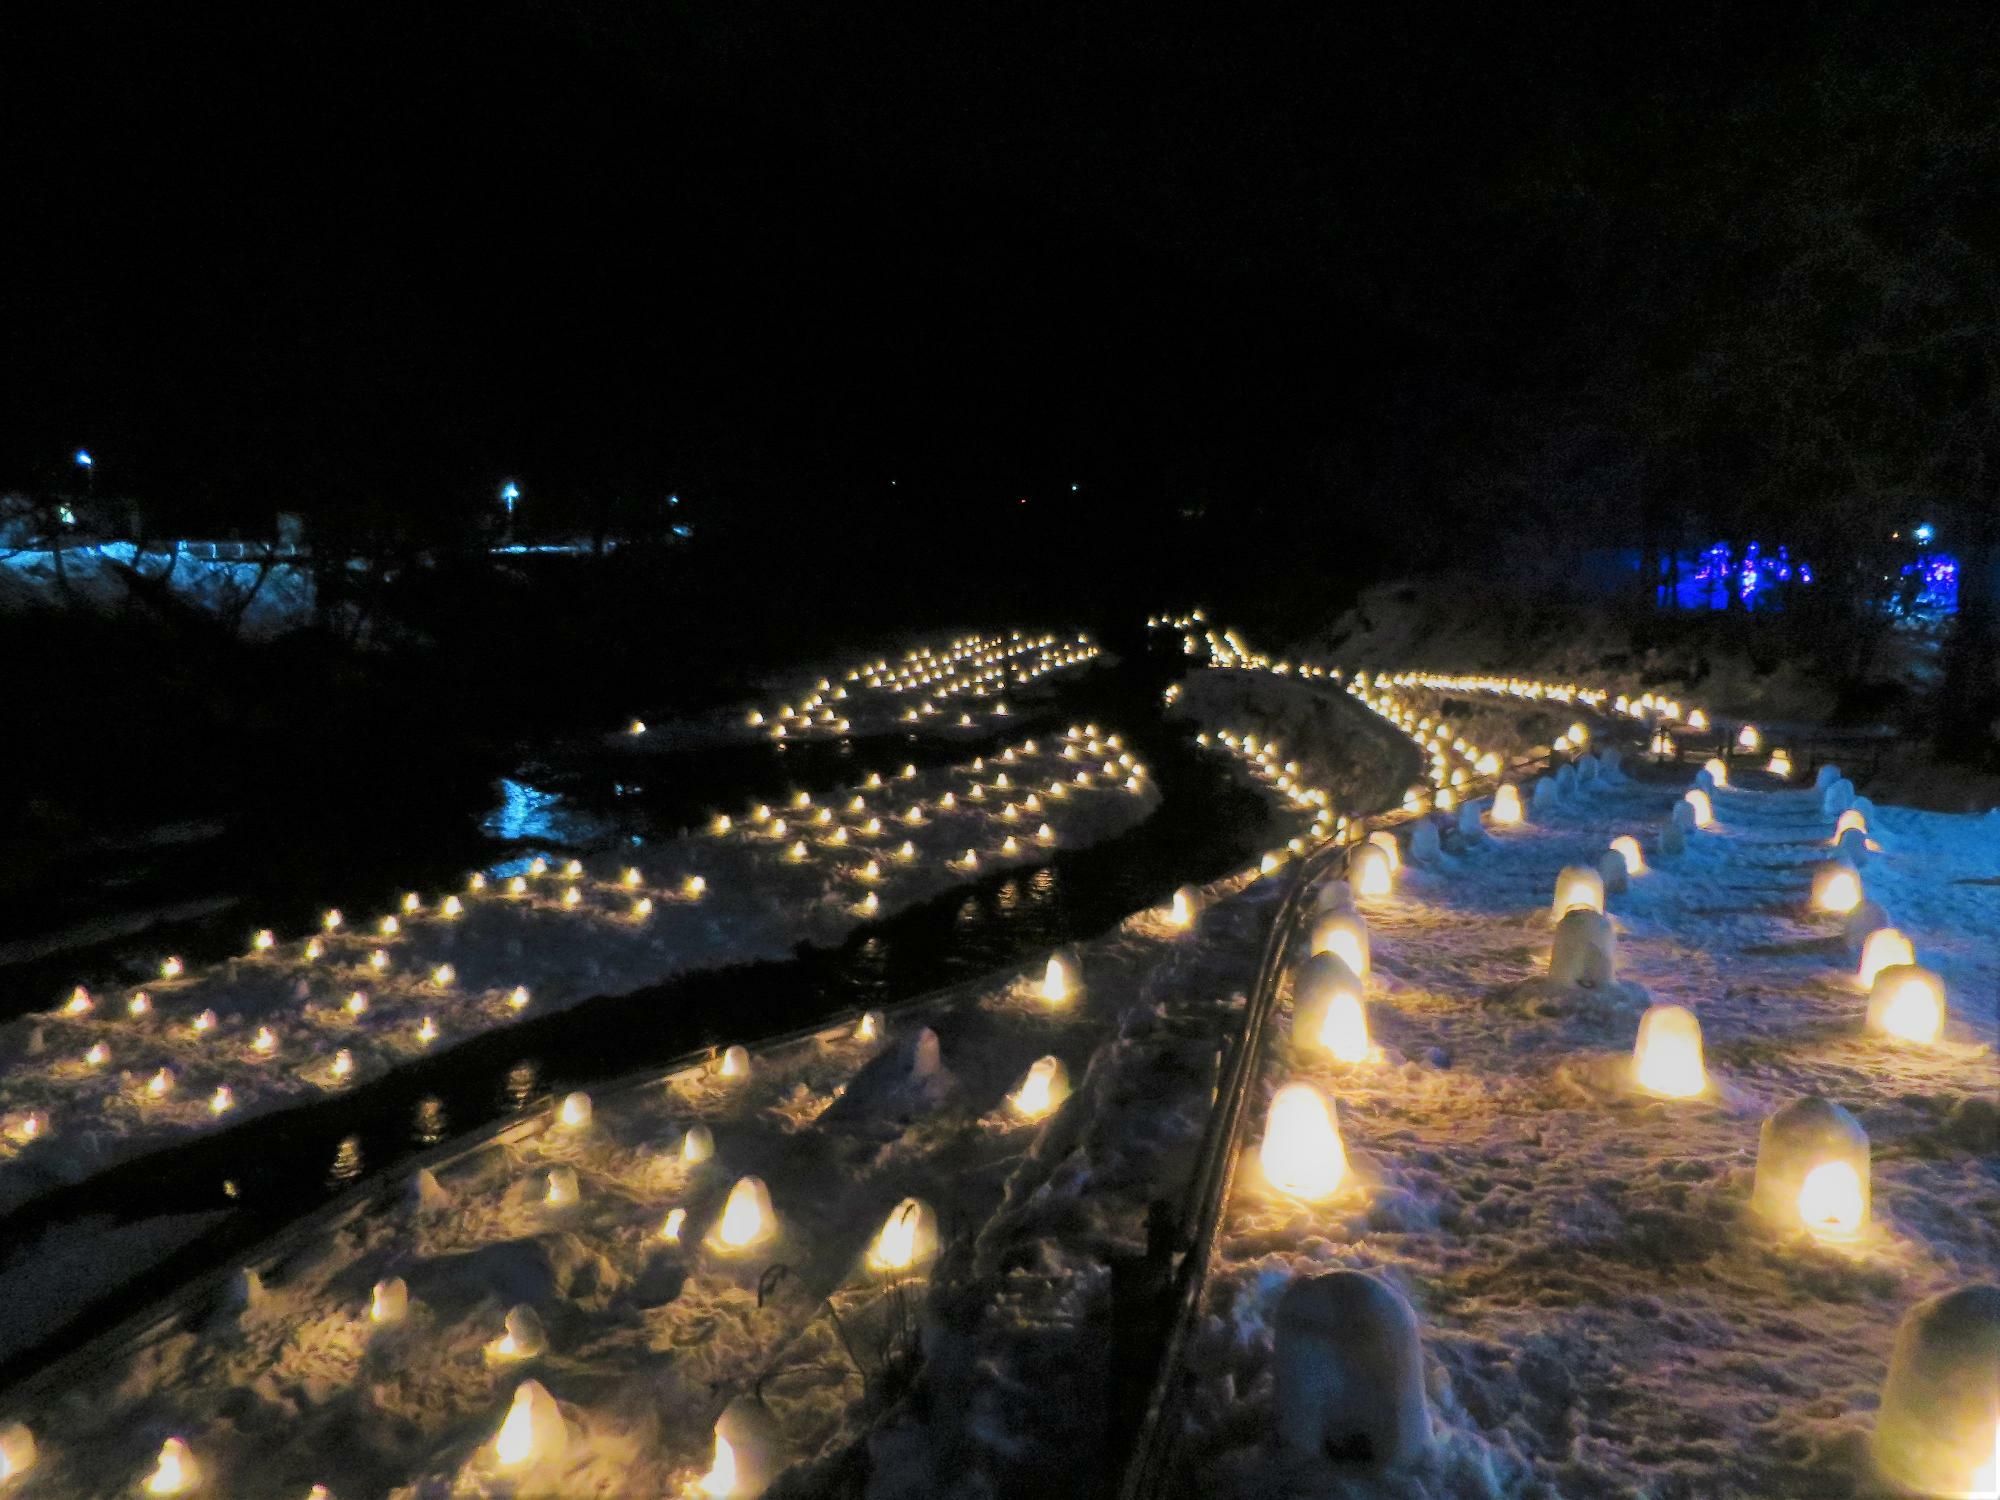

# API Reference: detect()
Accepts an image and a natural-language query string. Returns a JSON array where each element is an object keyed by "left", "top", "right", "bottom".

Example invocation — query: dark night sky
[{"left": 3, "top": 1, "right": 1990, "bottom": 558}]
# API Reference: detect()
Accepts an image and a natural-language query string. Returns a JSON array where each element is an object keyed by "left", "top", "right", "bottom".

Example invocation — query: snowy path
[{"left": 1181, "top": 765, "right": 1998, "bottom": 1498}]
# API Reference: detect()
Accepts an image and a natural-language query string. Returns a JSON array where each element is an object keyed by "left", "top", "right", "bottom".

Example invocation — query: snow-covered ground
[
  {"left": 0, "top": 862, "right": 1277, "bottom": 1498},
  {"left": 1185, "top": 760, "right": 1998, "bottom": 1498},
  {"left": 612, "top": 628, "right": 1106, "bottom": 751},
  {"left": 0, "top": 543, "right": 317, "bottom": 640},
  {"left": 0, "top": 729, "right": 1159, "bottom": 1220},
  {"left": 6, "top": 621, "right": 1992, "bottom": 1499}
]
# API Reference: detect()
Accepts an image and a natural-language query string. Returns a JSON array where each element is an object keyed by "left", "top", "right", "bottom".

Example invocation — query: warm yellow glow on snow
[
  {"left": 1259, "top": 1082, "right": 1346, "bottom": 1201},
  {"left": 146, "top": 1437, "right": 194, "bottom": 1495},
  {"left": 1869, "top": 967, "right": 1947, "bottom": 1044},
  {"left": 1797, "top": 1160, "right": 1866, "bottom": 1239},
  {"left": 1633, "top": 1005, "right": 1706, "bottom": 1098},
  {"left": 1857, "top": 928, "right": 1915, "bottom": 988}
]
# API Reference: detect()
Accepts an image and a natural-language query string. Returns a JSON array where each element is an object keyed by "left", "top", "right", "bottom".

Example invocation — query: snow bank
[{"left": 0, "top": 729, "right": 1160, "bottom": 1219}]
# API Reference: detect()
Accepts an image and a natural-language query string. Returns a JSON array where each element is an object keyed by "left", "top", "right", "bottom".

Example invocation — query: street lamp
[
  {"left": 500, "top": 480, "right": 520, "bottom": 543},
  {"left": 74, "top": 449, "right": 94, "bottom": 497}
]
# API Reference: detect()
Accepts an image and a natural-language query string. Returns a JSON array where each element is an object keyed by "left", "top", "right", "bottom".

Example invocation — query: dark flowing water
[{"left": 0, "top": 632, "right": 1284, "bottom": 1389}]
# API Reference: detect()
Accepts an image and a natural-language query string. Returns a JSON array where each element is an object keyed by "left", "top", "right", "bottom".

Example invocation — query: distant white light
[
  {"left": 1913, "top": 522, "right": 1934, "bottom": 544},
  {"left": 74, "top": 449, "right": 93, "bottom": 468}
]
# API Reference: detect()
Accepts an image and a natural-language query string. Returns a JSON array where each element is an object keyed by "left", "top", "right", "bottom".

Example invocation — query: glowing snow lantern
[
  {"left": 1831, "top": 809, "right": 1869, "bottom": 843},
  {"left": 486, "top": 1304, "right": 546, "bottom": 1362},
  {"left": 682, "top": 1124, "right": 715, "bottom": 1164},
  {"left": 1873, "top": 1285, "right": 2000, "bottom": 1499},
  {"left": 1258, "top": 1082, "right": 1347, "bottom": 1201},
  {"left": 253, "top": 1026, "right": 277, "bottom": 1054},
  {"left": 145, "top": 1436, "right": 195, "bottom": 1495},
  {"left": 719, "top": 1044, "right": 750, "bottom": 1079},
  {"left": 1857, "top": 928, "right": 1916, "bottom": 989},
  {"left": 1009, "top": 1055, "right": 1070, "bottom": 1119},
  {"left": 1681, "top": 788, "right": 1714, "bottom": 828},
  {"left": 1041, "top": 951, "right": 1079, "bottom": 1005},
  {"left": 252, "top": 928, "right": 275, "bottom": 952},
  {"left": 1766, "top": 749, "right": 1792, "bottom": 778},
  {"left": 368, "top": 949, "right": 390, "bottom": 972},
  {"left": 431, "top": 963, "right": 456, "bottom": 987},
  {"left": 685, "top": 875, "right": 707, "bottom": 898},
  {"left": 701, "top": 1397, "right": 785, "bottom": 1498},
  {"left": 1753, "top": 1096, "right": 1870, "bottom": 1239},
  {"left": 379, "top": 915, "right": 399, "bottom": 936},
  {"left": 1811, "top": 860, "right": 1864, "bottom": 915},
  {"left": 1307, "top": 978, "right": 1373, "bottom": 1065},
  {"left": 417, "top": 1015, "right": 438, "bottom": 1044},
  {"left": 855, "top": 1011, "right": 882, "bottom": 1041},
  {"left": 146, "top": 1067, "right": 174, "bottom": 1098},
  {"left": 659, "top": 1207, "right": 687, "bottom": 1243},
  {"left": 85, "top": 1042, "right": 108, "bottom": 1067},
  {"left": 346, "top": 990, "right": 369, "bottom": 1015},
  {"left": 1036, "top": 824, "right": 1055, "bottom": 845},
  {"left": 1702, "top": 756, "right": 1729, "bottom": 788},
  {"left": 560, "top": 885, "right": 581, "bottom": 908},
  {"left": 507, "top": 876, "right": 528, "bottom": 896},
  {"left": 442, "top": 895, "right": 463, "bottom": 917},
  {"left": 712, "top": 1175, "right": 777, "bottom": 1250},
  {"left": 1366, "top": 829, "right": 1401, "bottom": 871},
  {"left": 208, "top": 1086, "right": 234, "bottom": 1115},
  {"left": 1309, "top": 910, "right": 1370, "bottom": 980},
  {"left": 1490, "top": 784, "right": 1523, "bottom": 825},
  {"left": 468, "top": 871, "right": 488, "bottom": 891},
  {"left": 712, "top": 814, "right": 733, "bottom": 836},
  {"left": 371, "top": 1276, "right": 408, "bottom": 1324},
  {"left": 1632, "top": 1004, "right": 1706, "bottom": 1098},
  {"left": 0, "top": 1423, "right": 35, "bottom": 1482},
  {"left": 492, "top": 1379, "right": 566, "bottom": 1472},
  {"left": 1867, "top": 965, "right": 1947, "bottom": 1045},
  {"left": 62, "top": 985, "right": 93, "bottom": 1016},
  {"left": 1349, "top": 843, "right": 1393, "bottom": 898},
  {"left": 544, "top": 1166, "right": 579, "bottom": 1208},
  {"left": 557, "top": 1091, "right": 591, "bottom": 1128},
  {"left": 1552, "top": 864, "right": 1606, "bottom": 919},
  {"left": 1608, "top": 835, "right": 1645, "bottom": 878},
  {"left": 330, "top": 1049, "right": 354, "bottom": 1080},
  {"left": 322, "top": 908, "right": 343, "bottom": 931},
  {"left": 1167, "top": 885, "right": 1200, "bottom": 929},
  {"left": 867, "top": 1196, "right": 940, "bottom": 1275},
  {"left": 632, "top": 896, "right": 655, "bottom": 919},
  {"left": 128, "top": 991, "right": 152, "bottom": 1016},
  {"left": 509, "top": 986, "right": 531, "bottom": 1010}
]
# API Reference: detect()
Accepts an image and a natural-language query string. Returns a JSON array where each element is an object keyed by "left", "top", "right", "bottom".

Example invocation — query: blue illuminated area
[
  {"left": 1903, "top": 552, "right": 1959, "bottom": 612},
  {"left": 74, "top": 449, "right": 93, "bottom": 468},
  {"left": 480, "top": 778, "right": 612, "bottom": 843},
  {"left": 1668, "top": 541, "right": 1809, "bottom": 611}
]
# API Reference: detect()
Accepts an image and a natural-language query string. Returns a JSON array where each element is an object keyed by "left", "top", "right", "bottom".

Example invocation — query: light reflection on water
[
  {"left": 327, "top": 1134, "right": 364, "bottom": 1188},
  {"left": 503, "top": 1060, "right": 539, "bottom": 1112},
  {"left": 413, "top": 1096, "right": 448, "bottom": 1147}
]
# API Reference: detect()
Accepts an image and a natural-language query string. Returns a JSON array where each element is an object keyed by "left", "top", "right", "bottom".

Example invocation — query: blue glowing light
[
  {"left": 73, "top": 450, "right": 92, "bottom": 468},
  {"left": 499, "top": 481, "right": 520, "bottom": 510},
  {"left": 668, "top": 494, "right": 680, "bottom": 506},
  {"left": 1913, "top": 523, "right": 1934, "bottom": 544}
]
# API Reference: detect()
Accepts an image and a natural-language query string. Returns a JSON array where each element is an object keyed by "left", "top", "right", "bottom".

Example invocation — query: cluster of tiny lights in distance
[{"left": 736, "top": 628, "right": 1101, "bottom": 741}]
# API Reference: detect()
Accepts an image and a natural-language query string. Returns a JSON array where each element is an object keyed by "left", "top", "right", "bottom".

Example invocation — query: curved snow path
[{"left": 1185, "top": 768, "right": 1998, "bottom": 1499}]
